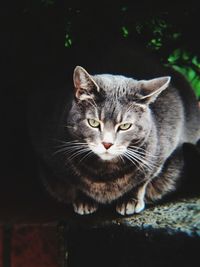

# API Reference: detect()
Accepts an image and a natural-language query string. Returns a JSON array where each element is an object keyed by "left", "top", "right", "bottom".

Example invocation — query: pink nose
[{"left": 102, "top": 142, "right": 113, "bottom": 150}]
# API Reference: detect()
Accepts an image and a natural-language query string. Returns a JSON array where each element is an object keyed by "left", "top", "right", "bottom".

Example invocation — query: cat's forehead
[
  {"left": 86, "top": 97, "right": 142, "bottom": 124},
  {"left": 84, "top": 74, "right": 143, "bottom": 123},
  {"left": 93, "top": 74, "right": 138, "bottom": 93}
]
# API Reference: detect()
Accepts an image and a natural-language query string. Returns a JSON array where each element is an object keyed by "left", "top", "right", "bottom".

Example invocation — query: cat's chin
[{"left": 98, "top": 153, "right": 119, "bottom": 161}]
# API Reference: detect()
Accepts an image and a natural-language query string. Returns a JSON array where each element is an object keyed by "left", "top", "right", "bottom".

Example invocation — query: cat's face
[
  {"left": 79, "top": 100, "right": 150, "bottom": 161},
  {"left": 67, "top": 66, "right": 170, "bottom": 161}
]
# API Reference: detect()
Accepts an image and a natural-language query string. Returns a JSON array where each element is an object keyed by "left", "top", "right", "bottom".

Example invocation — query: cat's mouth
[
  {"left": 98, "top": 152, "right": 117, "bottom": 161},
  {"left": 88, "top": 143, "right": 127, "bottom": 161}
]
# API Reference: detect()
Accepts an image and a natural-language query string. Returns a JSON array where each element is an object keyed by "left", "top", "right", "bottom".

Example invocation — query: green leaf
[
  {"left": 187, "top": 69, "right": 196, "bottom": 81},
  {"left": 192, "top": 56, "right": 200, "bottom": 68},
  {"left": 121, "top": 26, "right": 129, "bottom": 38},
  {"left": 64, "top": 34, "right": 72, "bottom": 48}
]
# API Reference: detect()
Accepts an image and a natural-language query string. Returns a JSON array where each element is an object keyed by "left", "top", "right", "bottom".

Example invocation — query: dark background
[{"left": 1, "top": 1, "right": 200, "bottom": 221}]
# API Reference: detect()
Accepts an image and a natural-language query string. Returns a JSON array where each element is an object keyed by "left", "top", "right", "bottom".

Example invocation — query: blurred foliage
[
  {"left": 166, "top": 50, "right": 200, "bottom": 97},
  {"left": 14, "top": 1, "right": 200, "bottom": 98},
  {"left": 135, "top": 17, "right": 200, "bottom": 97},
  {"left": 64, "top": 33, "right": 72, "bottom": 48},
  {"left": 121, "top": 26, "right": 129, "bottom": 38},
  {"left": 63, "top": 6, "right": 200, "bottom": 97}
]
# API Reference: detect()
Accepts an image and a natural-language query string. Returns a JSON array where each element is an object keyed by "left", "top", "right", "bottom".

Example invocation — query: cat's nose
[{"left": 102, "top": 142, "right": 113, "bottom": 150}]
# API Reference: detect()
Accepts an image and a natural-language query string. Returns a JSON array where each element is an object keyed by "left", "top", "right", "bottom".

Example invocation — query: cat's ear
[
  {"left": 73, "top": 66, "right": 99, "bottom": 100},
  {"left": 138, "top": 76, "right": 171, "bottom": 104}
]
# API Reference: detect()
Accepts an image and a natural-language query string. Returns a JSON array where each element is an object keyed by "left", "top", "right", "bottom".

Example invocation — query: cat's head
[{"left": 67, "top": 66, "right": 170, "bottom": 161}]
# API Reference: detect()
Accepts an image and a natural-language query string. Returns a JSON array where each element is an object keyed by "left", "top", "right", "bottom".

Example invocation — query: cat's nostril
[{"left": 102, "top": 142, "right": 113, "bottom": 150}]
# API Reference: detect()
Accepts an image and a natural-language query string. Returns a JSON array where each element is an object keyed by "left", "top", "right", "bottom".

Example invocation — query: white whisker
[
  {"left": 79, "top": 150, "right": 93, "bottom": 163},
  {"left": 126, "top": 149, "right": 158, "bottom": 171},
  {"left": 56, "top": 140, "right": 85, "bottom": 145},
  {"left": 52, "top": 139, "right": 90, "bottom": 160},
  {"left": 68, "top": 148, "right": 91, "bottom": 161},
  {"left": 129, "top": 145, "right": 150, "bottom": 153},
  {"left": 119, "top": 155, "right": 125, "bottom": 164},
  {"left": 53, "top": 144, "right": 88, "bottom": 156},
  {"left": 127, "top": 151, "right": 155, "bottom": 170},
  {"left": 63, "top": 147, "right": 84, "bottom": 156},
  {"left": 127, "top": 149, "right": 158, "bottom": 166},
  {"left": 123, "top": 153, "right": 147, "bottom": 175},
  {"left": 128, "top": 145, "right": 158, "bottom": 158},
  {"left": 126, "top": 152, "right": 148, "bottom": 173}
]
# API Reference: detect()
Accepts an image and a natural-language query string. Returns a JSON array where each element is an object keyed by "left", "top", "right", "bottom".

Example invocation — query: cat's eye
[
  {"left": 118, "top": 123, "right": 132, "bottom": 131},
  {"left": 88, "top": 119, "right": 100, "bottom": 128}
]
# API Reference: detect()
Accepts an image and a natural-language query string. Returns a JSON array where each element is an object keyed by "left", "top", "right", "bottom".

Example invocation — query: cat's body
[{"left": 29, "top": 43, "right": 200, "bottom": 215}]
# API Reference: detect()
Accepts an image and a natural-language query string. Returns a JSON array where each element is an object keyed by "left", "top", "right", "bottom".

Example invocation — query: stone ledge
[
  {"left": 0, "top": 198, "right": 199, "bottom": 267},
  {"left": 65, "top": 197, "right": 200, "bottom": 237},
  {"left": 64, "top": 197, "right": 200, "bottom": 267},
  {"left": 111, "top": 197, "right": 200, "bottom": 236}
]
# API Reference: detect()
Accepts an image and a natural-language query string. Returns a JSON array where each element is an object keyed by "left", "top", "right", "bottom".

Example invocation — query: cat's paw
[
  {"left": 73, "top": 201, "right": 98, "bottom": 215},
  {"left": 116, "top": 198, "right": 145, "bottom": 216}
]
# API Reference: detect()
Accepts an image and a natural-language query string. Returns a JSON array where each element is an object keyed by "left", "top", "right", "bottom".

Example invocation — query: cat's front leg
[
  {"left": 116, "top": 182, "right": 147, "bottom": 216},
  {"left": 73, "top": 193, "right": 98, "bottom": 215}
]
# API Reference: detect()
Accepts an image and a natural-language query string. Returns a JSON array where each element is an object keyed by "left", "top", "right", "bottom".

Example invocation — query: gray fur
[{"left": 51, "top": 66, "right": 200, "bottom": 215}]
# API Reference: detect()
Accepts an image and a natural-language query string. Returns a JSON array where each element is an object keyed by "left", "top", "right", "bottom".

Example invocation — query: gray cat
[
  {"left": 49, "top": 66, "right": 200, "bottom": 215},
  {"left": 30, "top": 65, "right": 200, "bottom": 216}
]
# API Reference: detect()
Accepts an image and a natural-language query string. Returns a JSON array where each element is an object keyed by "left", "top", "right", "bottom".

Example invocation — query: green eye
[
  {"left": 88, "top": 119, "right": 100, "bottom": 128},
  {"left": 118, "top": 123, "right": 132, "bottom": 131}
]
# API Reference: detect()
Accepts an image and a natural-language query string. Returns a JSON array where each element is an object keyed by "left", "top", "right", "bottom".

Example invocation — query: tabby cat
[{"left": 29, "top": 62, "right": 200, "bottom": 216}]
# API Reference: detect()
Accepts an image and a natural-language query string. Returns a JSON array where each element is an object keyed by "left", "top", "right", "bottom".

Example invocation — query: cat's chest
[{"left": 79, "top": 174, "right": 138, "bottom": 204}]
